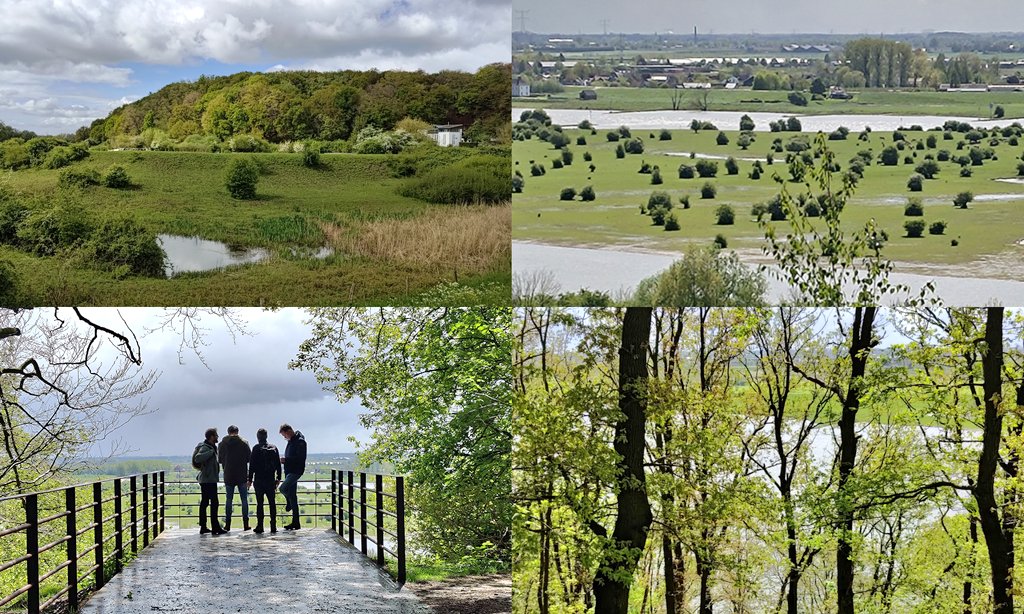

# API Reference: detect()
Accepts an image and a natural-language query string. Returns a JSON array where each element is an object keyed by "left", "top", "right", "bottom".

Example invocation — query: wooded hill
[{"left": 76, "top": 63, "right": 511, "bottom": 146}]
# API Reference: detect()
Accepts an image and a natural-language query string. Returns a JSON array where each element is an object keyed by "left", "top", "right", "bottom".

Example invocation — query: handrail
[{"left": 1, "top": 469, "right": 407, "bottom": 611}]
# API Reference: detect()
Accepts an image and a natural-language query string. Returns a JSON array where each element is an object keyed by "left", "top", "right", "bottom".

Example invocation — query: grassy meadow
[
  {"left": 512, "top": 123, "right": 1024, "bottom": 274},
  {"left": 0, "top": 148, "right": 510, "bottom": 306},
  {"left": 521, "top": 85, "right": 1024, "bottom": 118}
]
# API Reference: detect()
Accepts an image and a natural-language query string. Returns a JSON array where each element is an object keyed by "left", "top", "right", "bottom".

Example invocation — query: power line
[
  {"left": 515, "top": 9, "right": 529, "bottom": 33},
  {"left": 600, "top": 19, "right": 610, "bottom": 36}
]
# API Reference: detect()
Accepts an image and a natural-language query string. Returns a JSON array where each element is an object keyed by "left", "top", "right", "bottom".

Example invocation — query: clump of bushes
[
  {"left": 678, "top": 164, "right": 696, "bottom": 179},
  {"left": 695, "top": 159, "right": 718, "bottom": 178},
  {"left": 907, "top": 174, "right": 924, "bottom": 192},
  {"left": 624, "top": 138, "right": 644, "bottom": 154},
  {"left": 302, "top": 143, "right": 322, "bottom": 168},
  {"left": 58, "top": 168, "right": 101, "bottom": 189},
  {"left": 560, "top": 187, "right": 576, "bottom": 201},
  {"left": 399, "top": 154, "right": 507, "bottom": 205},
  {"left": 85, "top": 216, "right": 166, "bottom": 277},
  {"left": 725, "top": 157, "right": 739, "bottom": 176},
  {"left": 929, "top": 220, "right": 947, "bottom": 235},
  {"left": 953, "top": 191, "right": 974, "bottom": 209},
  {"left": 700, "top": 182, "right": 717, "bottom": 199},
  {"left": 580, "top": 185, "right": 596, "bottom": 201},
  {"left": 664, "top": 212, "right": 680, "bottom": 231},
  {"left": 659, "top": 129, "right": 672, "bottom": 141},
  {"left": 716, "top": 131, "right": 729, "bottom": 146}
]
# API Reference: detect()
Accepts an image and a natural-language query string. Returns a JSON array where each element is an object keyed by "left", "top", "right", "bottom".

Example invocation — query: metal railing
[
  {"left": 1, "top": 470, "right": 406, "bottom": 612},
  {"left": 331, "top": 470, "right": 406, "bottom": 585},
  {"left": 161, "top": 478, "right": 335, "bottom": 527},
  {"left": 0, "top": 471, "right": 165, "bottom": 614}
]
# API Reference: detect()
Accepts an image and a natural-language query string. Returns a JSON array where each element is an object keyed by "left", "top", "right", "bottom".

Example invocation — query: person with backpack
[
  {"left": 218, "top": 425, "right": 252, "bottom": 532},
  {"left": 247, "top": 428, "right": 282, "bottom": 534},
  {"left": 278, "top": 423, "right": 307, "bottom": 530},
  {"left": 192, "top": 428, "right": 226, "bottom": 535}
]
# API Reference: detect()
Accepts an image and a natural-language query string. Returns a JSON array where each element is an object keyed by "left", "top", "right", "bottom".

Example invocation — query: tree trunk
[
  {"left": 695, "top": 550, "right": 714, "bottom": 614},
  {"left": 786, "top": 516, "right": 800, "bottom": 614},
  {"left": 963, "top": 514, "right": 977, "bottom": 614},
  {"left": 974, "top": 307, "right": 1013, "bottom": 614},
  {"left": 837, "top": 306, "right": 876, "bottom": 614},
  {"left": 593, "top": 308, "right": 654, "bottom": 614},
  {"left": 538, "top": 501, "right": 551, "bottom": 614}
]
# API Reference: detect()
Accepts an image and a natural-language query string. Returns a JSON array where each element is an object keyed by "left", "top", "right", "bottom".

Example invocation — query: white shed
[{"left": 431, "top": 124, "right": 463, "bottom": 147}]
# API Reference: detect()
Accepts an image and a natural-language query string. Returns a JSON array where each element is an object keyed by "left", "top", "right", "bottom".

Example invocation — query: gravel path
[{"left": 78, "top": 528, "right": 430, "bottom": 614}]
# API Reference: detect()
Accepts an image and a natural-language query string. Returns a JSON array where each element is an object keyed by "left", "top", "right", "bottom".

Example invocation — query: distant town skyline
[{"left": 512, "top": 0, "right": 1024, "bottom": 36}]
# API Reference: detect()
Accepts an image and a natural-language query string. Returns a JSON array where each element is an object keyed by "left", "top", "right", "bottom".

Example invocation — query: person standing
[
  {"left": 278, "top": 423, "right": 307, "bottom": 530},
  {"left": 218, "top": 425, "right": 252, "bottom": 532},
  {"left": 247, "top": 428, "right": 282, "bottom": 534},
  {"left": 192, "top": 428, "right": 226, "bottom": 535}
]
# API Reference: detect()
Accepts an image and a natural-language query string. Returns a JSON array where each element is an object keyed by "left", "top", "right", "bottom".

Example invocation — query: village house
[
  {"left": 430, "top": 124, "right": 463, "bottom": 147},
  {"left": 513, "top": 76, "right": 531, "bottom": 97}
]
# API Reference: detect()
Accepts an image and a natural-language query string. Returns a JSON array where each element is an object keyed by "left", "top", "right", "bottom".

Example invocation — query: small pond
[{"left": 158, "top": 234, "right": 270, "bottom": 276}]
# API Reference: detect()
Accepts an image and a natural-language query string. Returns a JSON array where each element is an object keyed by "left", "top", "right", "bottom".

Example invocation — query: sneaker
[
  {"left": 253, "top": 526, "right": 264, "bottom": 534},
  {"left": 200, "top": 527, "right": 211, "bottom": 535}
]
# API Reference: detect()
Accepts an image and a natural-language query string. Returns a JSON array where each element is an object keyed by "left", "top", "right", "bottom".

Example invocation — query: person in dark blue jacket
[{"left": 278, "top": 423, "right": 307, "bottom": 530}]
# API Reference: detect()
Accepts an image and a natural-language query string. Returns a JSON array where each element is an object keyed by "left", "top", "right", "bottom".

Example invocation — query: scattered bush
[
  {"left": 716, "top": 131, "right": 729, "bottom": 146},
  {"left": 740, "top": 115, "right": 755, "bottom": 131},
  {"left": 960, "top": 166, "right": 973, "bottom": 177},
  {"left": 953, "top": 191, "right": 974, "bottom": 209},
  {"left": 552, "top": 159, "right": 563, "bottom": 169},
  {"left": 695, "top": 159, "right": 718, "bottom": 178},
  {"left": 880, "top": 146, "right": 899, "bottom": 166},
  {"left": 700, "top": 182, "right": 717, "bottom": 199},
  {"left": 576, "top": 136, "right": 587, "bottom": 146},
  {"left": 678, "top": 164, "right": 696, "bottom": 179},
  {"left": 606, "top": 131, "right": 620, "bottom": 142},
  {"left": 398, "top": 155, "right": 507, "bottom": 205},
  {"left": 664, "top": 212, "right": 680, "bottom": 231},
  {"left": 907, "top": 174, "right": 924, "bottom": 192},
  {"left": 651, "top": 167, "right": 663, "bottom": 185},
  {"left": 615, "top": 144, "right": 625, "bottom": 159},
  {"left": 103, "top": 166, "right": 132, "bottom": 188},
  {"left": 787, "top": 91, "right": 808, "bottom": 106},
  {"left": 624, "top": 138, "right": 644, "bottom": 154},
  {"left": 57, "top": 168, "right": 101, "bottom": 189},
  {"left": 580, "top": 185, "right": 596, "bottom": 201},
  {"left": 583, "top": 151, "right": 592, "bottom": 162},
  {"left": 530, "top": 163, "right": 545, "bottom": 176},
  {"left": 17, "top": 204, "right": 93, "bottom": 256},
  {"left": 561, "top": 150, "right": 573, "bottom": 166},
  {"left": 715, "top": 204, "right": 735, "bottom": 225},
  {"left": 225, "top": 158, "right": 260, "bottom": 199},
  {"left": 725, "top": 157, "right": 739, "bottom": 175},
  {"left": 915, "top": 159, "right": 939, "bottom": 179},
  {"left": 929, "top": 220, "right": 947, "bottom": 235},
  {"left": 905, "top": 198, "right": 924, "bottom": 216},
  {"left": 679, "top": 195, "right": 691, "bottom": 209},
  {"left": 85, "top": 216, "right": 166, "bottom": 277},
  {"left": 559, "top": 187, "right": 576, "bottom": 201},
  {"left": 904, "top": 219, "right": 926, "bottom": 238},
  {"left": 713, "top": 234, "right": 728, "bottom": 249},
  {"left": 659, "top": 129, "right": 672, "bottom": 141},
  {"left": 512, "top": 174, "right": 524, "bottom": 193}
]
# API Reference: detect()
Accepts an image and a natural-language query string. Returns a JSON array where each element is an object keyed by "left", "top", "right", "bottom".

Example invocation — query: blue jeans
[
  {"left": 224, "top": 483, "right": 249, "bottom": 526},
  {"left": 280, "top": 473, "right": 301, "bottom": 519}
]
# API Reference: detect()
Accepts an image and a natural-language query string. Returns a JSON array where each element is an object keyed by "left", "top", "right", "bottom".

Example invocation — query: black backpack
[{"left": 256, "top": 445, "right": 278, "bottom": 477}]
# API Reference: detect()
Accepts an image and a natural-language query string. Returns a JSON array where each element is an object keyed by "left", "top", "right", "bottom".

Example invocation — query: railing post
[
  {"left": 331, "top": 470, "right": 337, "bottom": 533},
  {"left": 375, "top": 474, "right": 384, "bottom": 567},
  {"left": 359, "top": 473, "right": 367, "bottom": 555},
  {"left": 25, "top": 493, "right": 39, "bottom": 614},
  {"left": 130, "top": 475, "right": 138, "bottom": 554},
  {"left": 113, "top": 479, "right": 123, "bottom": 573},
  {"left": 66, "top": 486, "right": 78, "bottom": 611},
  {"left": 93, "top": 482, "right": 103, "bottom": 589},
  {"left": 151, "top": 472, "right": 158, "bottom": 540},
  {"left": 397, "top": 476, "right": 406, "bottom": 586},
  {"left": 142, "top": 473, "right": 149, "bottom": 547},
  {"left": 160, "top": 471, "right": 166, "bottom": 534},
  {"left": 347, "top": 471, "right": 354, "bottom": 545}
]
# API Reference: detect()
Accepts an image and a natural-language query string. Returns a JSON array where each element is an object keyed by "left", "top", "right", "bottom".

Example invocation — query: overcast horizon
[
  {"left": 513, "top": 0, "right": 1024, "bottom": 37},
  {"left": 77, "top": 308, "right": 372, "bottom": 458},
  {"left": 0, "top": 0, "right": 511, "bottom": 135}
]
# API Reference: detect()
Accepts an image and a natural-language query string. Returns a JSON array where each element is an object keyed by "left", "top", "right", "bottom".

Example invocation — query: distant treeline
[
  {"left": 76, "top": 64, "right": 511, "bottom": 146},
  {"left": 82, "top": 454, "right": 387, "bottom": 477},
  {"left": 0, "top": 121, "right": 37, "bottom": 142}
]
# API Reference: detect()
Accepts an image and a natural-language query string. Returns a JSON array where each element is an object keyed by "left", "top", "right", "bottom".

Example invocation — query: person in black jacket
[
  {"left": 278, "top": 423, "right": 307, "bottom": 530},
  {"left": 247, "top": 428, "right": 282, "bottom": 534}
]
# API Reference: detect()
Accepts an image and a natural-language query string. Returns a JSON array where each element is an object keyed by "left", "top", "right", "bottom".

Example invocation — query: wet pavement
[{"left": 78, "top": 528, "right": 430, "bottom": 614}]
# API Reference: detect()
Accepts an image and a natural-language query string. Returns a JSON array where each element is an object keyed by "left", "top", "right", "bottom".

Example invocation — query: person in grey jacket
[
  {"left": 192, "top": 427, "right": 226, "bottom": 535},
  {"left": 218, "top": 425, "right": 251, "bottom": 531}
]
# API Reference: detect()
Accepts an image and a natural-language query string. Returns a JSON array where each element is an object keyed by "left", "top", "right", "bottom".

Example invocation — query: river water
[
  {"left": 512, "top": 241, "right": 1024, "bottom": 305},
  {"left": 513, "top": 108, "right": 1009, "bottom": 133}
]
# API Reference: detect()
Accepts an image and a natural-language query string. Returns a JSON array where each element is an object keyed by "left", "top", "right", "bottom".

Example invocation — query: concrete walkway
[{"left": 79, "top": 528, "right": 429, "bottom": 614}]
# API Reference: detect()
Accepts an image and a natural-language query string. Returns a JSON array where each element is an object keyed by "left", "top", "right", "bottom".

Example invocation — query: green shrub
[
  {"left": 583, "top": 151, "right": 592, "bottom": 162},
  {"left": 679, "top": 195, "right": 691, "bottom": 209},
  {"left": 0, "top": 258, "right": 17, "bottom": 305},
  {"left": 580, "top": 185, "right": 595, "bottom": 201},
  {"left": 725, "top": 157, "right": 739, "bottom": 175},
  {"left": 58, "top": 168, "right": 101, "bottom": 189},
  {"left": 651, "top": 167, "right": 663, "bottom": 185},
  {"left": 953, "top": 191, "right": 974, "bottom": 208},
  {"left": 929, "top": 220, "right": 947, "bottom": 235},
  {"left": 907, "top": 174, "right": 924, "bottom": 192},
  {"left": 17, "top": 204, "right": 93, "bottom": 256},
  {"left": 559, "top": 187, "right": 576, "bottom": 201},
  {"left": 678, "top": 164, "right": 695, "bottom": 179},
  {"left": 664, "top": 212, "right": 680, "bottom": 231},
  {"left": 624, "top": 138, "right": 644, "bottom": 154},
  {"left": 44, "top": 144, "right": 90, "bottom": 170},
  {"left": 700, "top": 182, "right": 717, "bottom": 199},
  {"left": 904, "top": 219, "right": 926, "bottom": 238},
  {"left": 561, "top": 150, "right": 573, "bottom": 166},
  {"left": 302, "top": 144, "right": 322, "bottom": 168},
  {"left": 512, "top": 174, "right": 524, "bottom": 193},
  {"left": 715, "top": 204, "right": 735, "bottom": 225},
  {"left": 576, "top": 136, "right": 587, "bottom": 146},
  {"left": 960, "top": 166, "right": 972, "bottom": 177},
  {"left": 1018, "top": 162, "right": 1024, "bottom": 176},
  {"left": 103, "top": 166, "right": 132, "bottom": 189},
  {"left": 606, "top": 131, "right": 620, "bottom": 142},
  {"left": 0, "top": 201, "right": 29, "bottom": 243},
  {"left": 695, "top": 159, "right": 718, "bottom": 178},
  {"left": 228, "top": 134, "right": 273, "bottom": 153},
  {"left": 716, "top": 131, "right": 729, "bottom": 145},
  {"left": 659, "top": 129, "right": 672, "bottom": 141},
  {"left": 225, "top": 158, "right": 260, "bottom": 199},
  {"left": 86, "top": 216, "right": 166, "bottom": 277},
  {"left": 615, "top": 144, "right": 625, "bottom": 159},
  {"left": 530, "top": 163, "right": 545, "bottom": 176},
  {"left": 713, "top": 234, "right": 728, "bottom": 249},
  {"left": 904, "top": 198, "right": 924, "bottom": 216},
  {"left": 552, "top": 159, "right": 563, "bottom": 169},
  {"left": 787, "top": 91, "right": 808, "bottom": 106},
  {"left": 399, "top": 154, "right": 508, "bottom": 205}
]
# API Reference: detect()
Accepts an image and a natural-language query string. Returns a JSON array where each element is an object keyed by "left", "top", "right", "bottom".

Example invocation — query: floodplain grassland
[
  {"left": 512, "top": 122, "right": 1024, "bottom": 274},
  {"left": 0, "top": 147, "right": 510, "bottom": 305}
]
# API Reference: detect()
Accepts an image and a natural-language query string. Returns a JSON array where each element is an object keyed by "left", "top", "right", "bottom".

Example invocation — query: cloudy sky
[
  {"left": 0, "top": 0, "right": 510, "bottom": 134},
  {"left": 514, "top": 0, "right": 1024, "bottom": 36},
  {"left": 72, "top": 308, "right": 370, "bottom": 457}
]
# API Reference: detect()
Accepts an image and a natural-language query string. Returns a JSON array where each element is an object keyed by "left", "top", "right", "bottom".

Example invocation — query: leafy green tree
[
  {"left": 292, "top": 308, "right": 512, "bottom": 563},
  {"left": 632, "top": 246, "right": 766, "bottom": 306}
]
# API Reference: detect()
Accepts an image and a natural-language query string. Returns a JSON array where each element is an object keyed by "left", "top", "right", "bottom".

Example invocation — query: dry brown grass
[{"left": 328, "top": 204, "right": 510, "bottom": 276}]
